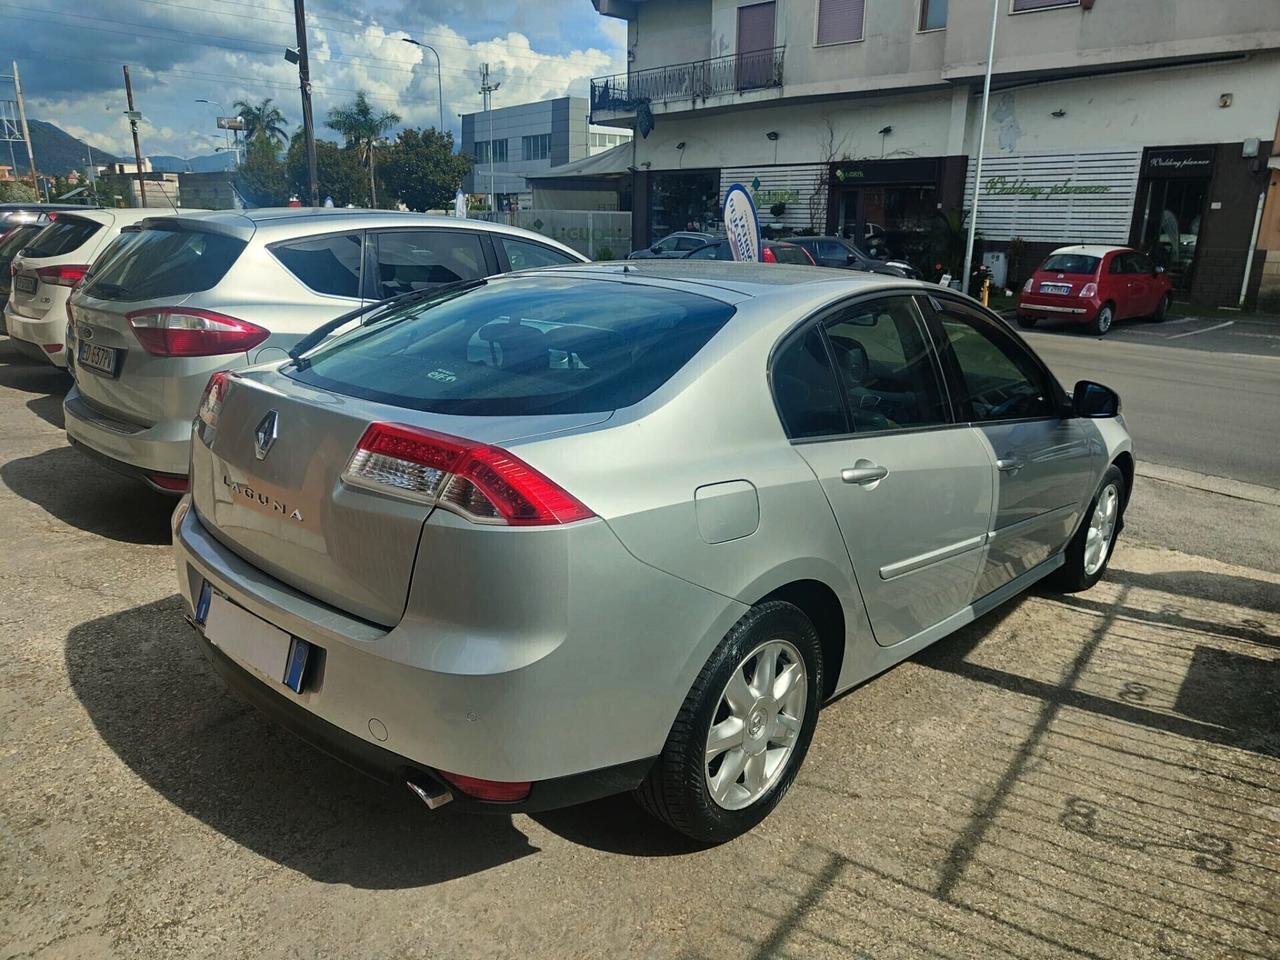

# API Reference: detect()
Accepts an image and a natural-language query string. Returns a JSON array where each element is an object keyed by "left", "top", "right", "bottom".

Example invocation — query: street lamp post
[
  {"left": 195, "top": 98, "right": 233, "bottom": 160},
  {"left": 400, "top": 37, "right": 444, "bottom": 133},
  {"left": 961, "top": 0, "right": 1001, "bottom": 293}
]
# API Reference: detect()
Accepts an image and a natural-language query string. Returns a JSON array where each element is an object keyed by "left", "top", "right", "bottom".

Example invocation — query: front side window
[
  {"left": 772, "top": 327, "right": 847, "bottom": 439},
  {"left": 373, "top": 229, "right": 487, "bottom": 300},
  {"left": 272, "top": 232, "right": 363, "bottom": 299},
  {"left": 825, "top": 296, "right": 949, "bottom": 432},
  {"left": 288, "top": 276, "right": 737, "bottom": 416},
  {"left": 920, "top": 0, "right": 948, "bottom": 30},
  {"left": 500, "top": 237, "right": 579, "bottom": 270},
  {"left": 933, "top": 303, "right": 1056, "bottom": 423},
  {"left": 816, "top": 0, "right": 866, "bottom": 44}
]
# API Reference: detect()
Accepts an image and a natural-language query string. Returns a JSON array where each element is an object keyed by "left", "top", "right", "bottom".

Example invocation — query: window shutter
[{"left": 817, "top": 0, "right": 865, "bottom": 45}]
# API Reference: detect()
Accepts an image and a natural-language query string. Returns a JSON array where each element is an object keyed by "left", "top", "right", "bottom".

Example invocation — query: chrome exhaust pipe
[{"left": 406, "top": 777, "right": 454, "bottom": 810}]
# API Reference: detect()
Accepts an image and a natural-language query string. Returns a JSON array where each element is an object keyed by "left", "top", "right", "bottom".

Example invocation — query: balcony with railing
[{"left": 590, "top": 46, "right": 785, "bottom": 119}]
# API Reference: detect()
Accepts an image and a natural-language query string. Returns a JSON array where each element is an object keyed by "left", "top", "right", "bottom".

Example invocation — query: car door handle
[
  {"left": 842, "top": 463, "right": 889, "bottom": 485},
  {"left": 996, "top": 455, "right": 1025, "bottom": 473}
]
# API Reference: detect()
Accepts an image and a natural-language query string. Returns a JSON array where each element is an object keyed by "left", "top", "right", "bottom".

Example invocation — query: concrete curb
[{"left": 1137, "top": 462, "right": 1280, "bottom": 507}]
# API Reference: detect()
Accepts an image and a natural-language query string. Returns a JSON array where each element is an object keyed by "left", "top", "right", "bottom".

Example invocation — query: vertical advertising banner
[{"left": 723, "top": 183, "right": 762, "bottom": 262}]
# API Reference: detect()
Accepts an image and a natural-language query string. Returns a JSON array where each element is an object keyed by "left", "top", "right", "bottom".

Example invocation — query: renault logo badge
[{"left": 254, "top": 411, "right": 279, "bottom": 460}]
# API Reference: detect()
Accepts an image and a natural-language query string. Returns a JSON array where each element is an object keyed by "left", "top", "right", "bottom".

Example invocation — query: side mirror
[
  {"left": 1072, "top": 380, "right": 1121, "bottom": 419},
  {"left": 1154, "top": 265, "right": 1166, "bottom": 275},
  {"left": 846, "top": 253, "right": 858, "bottom": 265}
]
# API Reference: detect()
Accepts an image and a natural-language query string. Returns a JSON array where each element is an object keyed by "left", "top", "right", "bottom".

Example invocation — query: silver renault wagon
[{"left": 174, "top": 262, "right": 1133, "bottom": 842}]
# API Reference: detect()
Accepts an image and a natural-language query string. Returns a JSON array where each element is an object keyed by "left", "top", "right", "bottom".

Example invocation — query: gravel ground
[{"left": 1, "top": 343, "right": 1277, "bottom": 960}]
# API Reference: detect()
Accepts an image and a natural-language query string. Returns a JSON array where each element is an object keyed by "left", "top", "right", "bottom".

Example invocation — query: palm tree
[
  {"left": 232, "top": 98, "right": 288, "bottom": 145},
  {"left": 325, "top": 91, "right": 401, "bottom": 207}
]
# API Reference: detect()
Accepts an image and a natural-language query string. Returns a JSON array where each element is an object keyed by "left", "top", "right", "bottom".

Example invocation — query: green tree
[
  {"left": 0, "top": 181, "right": 39, "bottom": 203},
  {"left": 325, "top": 91, "right": 401, "bottom": 208},
  {"left": 285, "top": 135, "right": 368, "bottom": 207},
  {"left": 377, "top": 128, "right": 471, "bottom": 212},
  {"left": 234, "top": 135, "right": 288, "bottom": 207},
  {"left": 233, "top": 98, "right": 288, "bottom": 145}
]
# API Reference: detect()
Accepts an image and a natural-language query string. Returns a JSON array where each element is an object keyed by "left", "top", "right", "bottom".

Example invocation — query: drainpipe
[{"left": 1240, "top": 191, "right": 1266, "bottom": 308}]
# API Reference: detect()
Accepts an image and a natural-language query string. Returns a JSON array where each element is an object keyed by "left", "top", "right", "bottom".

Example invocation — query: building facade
[
  {"left": 461, "top": 96, "right": 633, "bottom": 210},
  {"left": 590, "top": 0, "right": 1280, "bottom": 306}
]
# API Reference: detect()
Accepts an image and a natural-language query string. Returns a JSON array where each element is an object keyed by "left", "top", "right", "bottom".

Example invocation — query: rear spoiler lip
[{"left": 136, "top": 214, "right": 256, "bottom": 242}]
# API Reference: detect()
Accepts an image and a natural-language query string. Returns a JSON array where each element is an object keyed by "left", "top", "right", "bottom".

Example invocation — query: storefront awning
[{"left": 528, "top": 142, "right": 633, "bottom": 183}]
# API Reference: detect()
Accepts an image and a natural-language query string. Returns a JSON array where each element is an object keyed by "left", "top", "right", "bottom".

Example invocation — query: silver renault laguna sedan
[{"left": 173, "top": 261, "right": 1133, "bottom": 842}]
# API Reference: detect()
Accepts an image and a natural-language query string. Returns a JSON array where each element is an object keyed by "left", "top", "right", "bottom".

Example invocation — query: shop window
[
  {"left": 1011, "top": 0, "right": 1079, "bottom": 11},
  {"left": 919, "top": 0, "right": 947, "bottom": 30},
  {"left": 816, "top": 0, "right": 865, "bottom": 45},
  {"left": 650, "top": 170, "right": 720, "bottom": 243}
]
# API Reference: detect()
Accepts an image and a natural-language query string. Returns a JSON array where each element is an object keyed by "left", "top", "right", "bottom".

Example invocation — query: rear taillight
[
  {"left": 1022, "top": 278, "right": 1033, "bottom": 293},
  {"left": 438, "top": 771, "right": 531, "bottom": 802},
  {"left": 762, "top": 247, "right": 777, "bottom": 263},
  {"left": 146, "top": 472, "right": 189, "bottom": 492},
  {"left": 128, "top": 307, "right": 269, "bottom": 357},
  {"left": 36, "top": 264, "right": 89, "bottom": 287},
  {"left": 1079, "top": 282, "right": 1098, "bottom": 298},
  {"left": 196, "top": 370, "right": 234, "bottom": 430},
  {"left": 343, "top": 422, "right": 594, "bottom": 526}
]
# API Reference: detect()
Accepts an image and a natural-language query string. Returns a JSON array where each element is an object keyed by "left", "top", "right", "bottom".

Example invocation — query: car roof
[
  {"left": 134, "top": 207, "right": 586, "bottom": 259},
  {"left": 1048, "top": 244, "right": 1132, "bottom": 257}
]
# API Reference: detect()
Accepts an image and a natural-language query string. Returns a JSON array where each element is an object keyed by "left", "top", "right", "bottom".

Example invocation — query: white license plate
[
  {"left": 14, "top": 274, "right": 36, "bottom": 294},
  {"left": 1039, "top": 283, "right": 1072, "bottom": 296},
  {"left": 77, "top": 341, "right": 118, "bottom": 375},
  {"left": 204, "top": 592, "right": 300, "bottom": 688}
]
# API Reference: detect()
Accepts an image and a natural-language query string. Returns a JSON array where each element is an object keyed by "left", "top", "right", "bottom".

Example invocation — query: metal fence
[
  {"left": 590, "top": 47, "right": 785, "bottom": 114},
  {"left": 473, "top": 210, "right": 633, "bottom": 260}
]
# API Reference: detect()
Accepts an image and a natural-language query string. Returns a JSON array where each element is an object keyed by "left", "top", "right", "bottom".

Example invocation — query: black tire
[
  {"left": 635, "top": 601, "right": 823, "bottom": 843},
  {"left": 1016, "top": 314, "right": 1037, "bottom": 329},
  {"left": 1046, "top": 465, "right": 1125, "bottom": 594},
  {"left": 1152, "top": 292, "right": 1171, "bottom": 322},
  {"left": 1089, "top": 303, "right": 1115, "bottom": 336}
]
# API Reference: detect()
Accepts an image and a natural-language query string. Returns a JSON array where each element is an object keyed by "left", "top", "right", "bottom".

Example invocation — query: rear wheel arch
[{"left": 755, "top": 579, "right": 845, "bottom": 699}]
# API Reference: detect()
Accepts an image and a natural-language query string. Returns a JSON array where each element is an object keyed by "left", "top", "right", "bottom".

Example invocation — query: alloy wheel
[
  {"left": 704, "top": 639, "right": 808, "bottom": 811},
  {"left": 1096, "top": 307, "right": 1113, "bottom": 334},
  {"left": 1084, "top": 482, "right": 1120, "bottom": 576}
]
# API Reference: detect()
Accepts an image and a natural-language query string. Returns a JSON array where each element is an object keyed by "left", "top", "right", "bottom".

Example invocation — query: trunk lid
[{"left": 191, "top": 365, "right": 611, "bottom": 625}]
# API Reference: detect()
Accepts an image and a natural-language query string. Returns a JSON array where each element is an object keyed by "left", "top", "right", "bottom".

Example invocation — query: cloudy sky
[{"left": 4, "top": 0, "right": 627, "bottom": 160}]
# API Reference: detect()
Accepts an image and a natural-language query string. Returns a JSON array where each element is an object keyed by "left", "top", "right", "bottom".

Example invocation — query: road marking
[{"left": 1163, "top": 320, "right": 1235, "bottom": 340}]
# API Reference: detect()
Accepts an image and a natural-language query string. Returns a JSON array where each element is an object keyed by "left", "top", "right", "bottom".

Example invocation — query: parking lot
[{"left": 1, "top": 339, "right": 1277, "bottom": 960}]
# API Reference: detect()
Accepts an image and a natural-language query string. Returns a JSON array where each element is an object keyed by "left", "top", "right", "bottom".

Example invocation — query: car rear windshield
[
  {"left": 287, "top": 276, "right": 737, "bottom": 416},
  {"left": 84, "top": 227, "right": 246, "bottom": 302},
  {"left": 1041, "top": 254, "right": 1101, "bottom": 275},
  {"left": 0, "top": 224, "right": 40, "bottom": 259},
  {"left": 20, "top": 217, "right": 102, "bottom": 258}
]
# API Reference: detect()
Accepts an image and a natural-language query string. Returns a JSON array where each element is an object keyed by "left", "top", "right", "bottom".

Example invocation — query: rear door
[
  {"left": 925, "top": 296, "right": 1095, "bottom": 597},
  {"left": 365, "top": 228, "right": 494, "bottom": 301},
  {"left": 780, "top": 294, "right": 994, "bottom": 647}
]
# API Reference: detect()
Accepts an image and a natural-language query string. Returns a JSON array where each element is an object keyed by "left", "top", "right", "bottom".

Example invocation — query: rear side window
[
  {"left": 373, "top": 229, "right": 487, "bottom": 300},
  {"left": 772, "top": 327, "right": 847, "bottom": 439},
  {"left": 21, "top": 217, "right": 101, "bottom": 258},
  {"left": 273, "top": 232, "right": 363, "bottom": 298},
  {"left": 288, "top": 276, "right": 736, "bottom": 416},
  {"left": 772, "top": 245, "right": 812, "bottom": 265},
  {"left": 687, "top": 242, "right": 729, "bottom": 260},
  {"left": 1041, "top": 254, "right": 1100, "bottom": 275},
  {"left": 85, "top": 228, "right": 246, "bottom": 302},
  {"left": 500, "top": 237, "right": 579, "bottom": 270}
]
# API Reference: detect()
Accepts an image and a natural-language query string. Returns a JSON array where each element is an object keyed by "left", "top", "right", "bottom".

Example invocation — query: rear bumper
[
  {"left": 1016, "top": 295, "right": 1098, "bottom": 322},
  {"left": 64, "top": 385, "right": 194, "bottom": 477},
  {"left": 171, "top": 497, "right": 744, "bottom": 796},
  {"left": 3, "top": 304, "right": 67, "bottom": 366}
]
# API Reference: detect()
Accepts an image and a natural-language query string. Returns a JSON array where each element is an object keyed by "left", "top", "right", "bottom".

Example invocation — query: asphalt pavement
[{"left": 0, "top": 337, "right": 1277, "bottom": 960}]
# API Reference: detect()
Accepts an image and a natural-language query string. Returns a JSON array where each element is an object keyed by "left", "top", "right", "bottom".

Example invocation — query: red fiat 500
[{"left": 1016, "top": 245, "right": 1173, "bottom": 336}]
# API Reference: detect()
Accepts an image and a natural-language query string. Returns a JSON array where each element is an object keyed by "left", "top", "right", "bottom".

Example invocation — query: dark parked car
[
  {"left": 790, "top": 236, "right": 921, "bottom": 279},
  {"left": 628, "top": 231, "right": 718, "bottom": 260},
  {"left": 683, "top": 239, "right": 817, "bottom": 265}
]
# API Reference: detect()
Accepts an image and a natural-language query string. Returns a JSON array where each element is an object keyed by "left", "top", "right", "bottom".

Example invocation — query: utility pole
[
  {"left": 961, "top": 0, "right": 1000, "bottom": 292},
  {"left": 292, "top": 0, "right": 319, "bottom": 206},
  {"left": 122, "top": 65, "right": 148, "bottom": 207},
  {"left": 12, "top": 61, "right": 38, "bottom": 196},
  {"left": 479, "top": 63, "right": 500, "bottom": 212}
]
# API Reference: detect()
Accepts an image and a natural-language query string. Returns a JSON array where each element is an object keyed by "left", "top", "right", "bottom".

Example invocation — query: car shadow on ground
[
  {"left": 0, "top": 340, "right": 72, "bottom": 429},
  {"left": 66, "top": 595, "right": 541, "bottom": 889},
  {"left": 0, "top": 443, "right": 174, "bottom": 545}
]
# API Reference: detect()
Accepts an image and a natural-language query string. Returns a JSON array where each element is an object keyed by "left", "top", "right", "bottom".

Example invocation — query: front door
[
  {"left": 927, "top": 297, "right": 1097, "bottom": 597},
  {"left": 736, "top": 2, "right": 776, "bottom": 90},
  {"left": 779, "top": 295, "right": 994, "bottom": 647}
]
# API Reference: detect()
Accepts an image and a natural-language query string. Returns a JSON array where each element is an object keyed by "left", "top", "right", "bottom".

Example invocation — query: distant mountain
[
  {"left": 7, "top": 119, "right": 120, "bottom": 176},
  {"left": 149, "top": 153, "right": 237, "bottom": 174}
]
